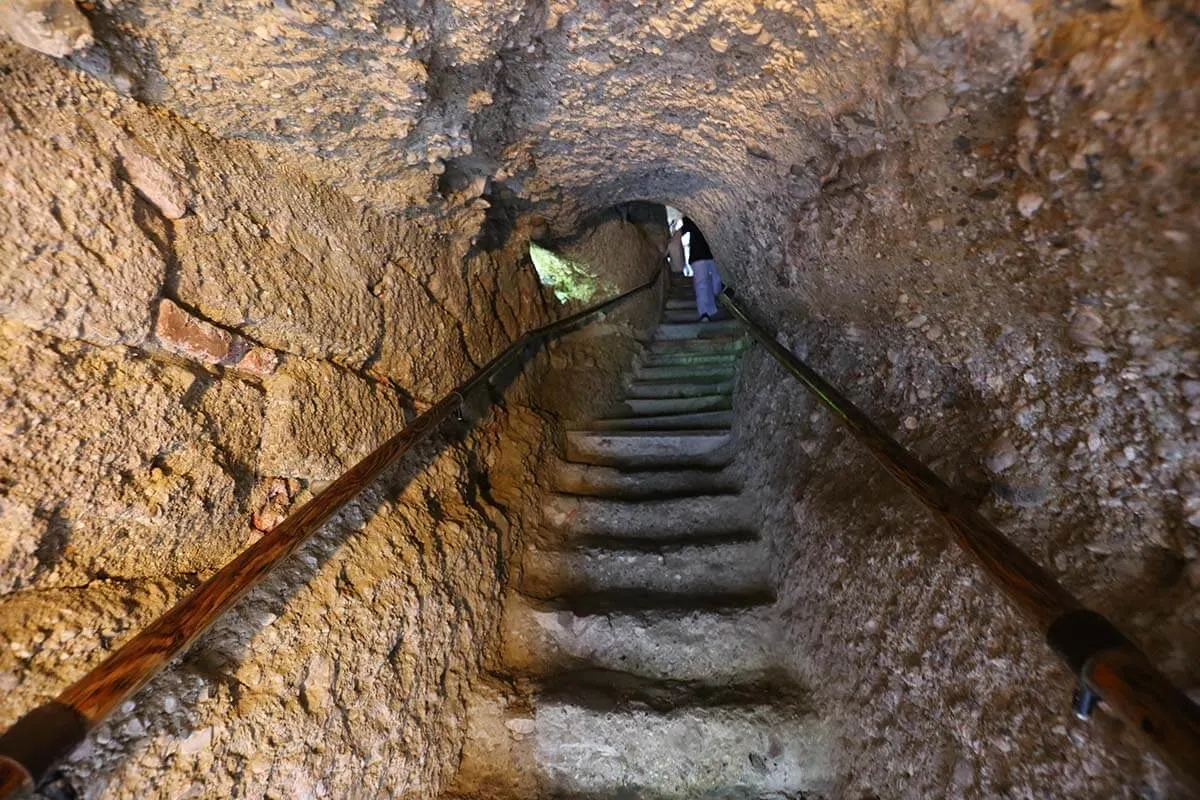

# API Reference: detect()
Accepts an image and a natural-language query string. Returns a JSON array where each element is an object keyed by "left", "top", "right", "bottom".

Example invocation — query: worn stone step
[
  {"left": 625, "top": 379, "right": 735, "bottom": 399},
  {"left": 502, "top": 597, "right": 778, "bottom": 683},
  {"left": 537, "top": 668, "right": 806, "bottom": 712},
  {"left": 565, "top": 429, "right": 732, "bottom": 468},
  {"left": 663, "top": 308, "right": 705, "bottom": 323},
  {"left": 532, "top": 700, "right": 830, "bottom": 799},
  {"left": 446, "top": 675, "right": 828, "bottom": 800},
  {"left": 541, "top": 494, "right": 752, "bottom": 541},
  {"left": 641, "top": 351, "right": 739, "bottom": 368},
  {"left": 648, "top": 336, "right": 748, "bottom": 355},
  {"left": 550, "top": 461, "right": 740, "bottom": 499},
  {"left": 521, "top": 540, "right": 770, "bottom": 603},
  {"left": 654, "top": 319, "right": 743, "bottom": 340},
  {"left": 580, "top": 410, "right": 733, "bottom": 432},
  {"left": 605, "top": 394, "right": 733, "bottom": 418},
  {"left": 665, "top": 297, "right": 697, "bottom": 310},
  {"left": 635, "top": 362, "right": 735, "bottom": 382},
  {"left": 529, "top": 589, "right": 774, "bottom": 616}
]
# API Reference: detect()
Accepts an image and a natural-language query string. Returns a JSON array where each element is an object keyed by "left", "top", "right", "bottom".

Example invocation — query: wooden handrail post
[
  {"left": 0, "top": 271, "right": 661, "bottom": 797},
  {"left": 718, "top": 288, "right": 1200, "bottom": 789}
]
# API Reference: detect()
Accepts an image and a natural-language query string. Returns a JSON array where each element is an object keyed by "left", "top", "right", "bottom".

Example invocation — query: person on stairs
[{"left": 679, "top": 216, "right": 723, "bottom": 321}]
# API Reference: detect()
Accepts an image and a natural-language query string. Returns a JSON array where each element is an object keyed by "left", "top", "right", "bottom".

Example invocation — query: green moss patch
[{"left": 529, "top": 242, "right": 614, "bottom": 303}]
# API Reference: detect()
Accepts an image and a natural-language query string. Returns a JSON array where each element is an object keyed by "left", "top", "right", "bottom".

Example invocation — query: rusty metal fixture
[
  {"left": 718, "top": 287, "right": 1200, "bottom": 790},
  {"left": 0, "top": 270, "right": 663, "bottom": 797}
]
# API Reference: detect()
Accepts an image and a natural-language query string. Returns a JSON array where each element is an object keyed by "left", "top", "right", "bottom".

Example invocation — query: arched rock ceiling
[{"left": 62, "top": 0, "right": 1034, "bottom": 238}]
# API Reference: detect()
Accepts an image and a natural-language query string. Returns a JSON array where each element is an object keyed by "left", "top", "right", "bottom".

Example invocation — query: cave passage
[{"left": 0, "top": 0, "right": 1196, "bottom": 796}]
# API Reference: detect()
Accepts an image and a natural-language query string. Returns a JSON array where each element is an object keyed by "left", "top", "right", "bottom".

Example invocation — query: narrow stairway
[{"left": 448, "top": 276, "right": 831, "bottom": 800}]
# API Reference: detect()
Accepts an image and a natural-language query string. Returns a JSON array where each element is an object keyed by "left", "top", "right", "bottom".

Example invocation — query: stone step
[
  {"left": 580, "top": 410, "right": 733, "bottom": 432},
  {"left": 635, "top": 362, "right": 736, "bottom": 382},
  {"left": 565, "top": 429, "right": 732, "bottom": 468},
  {"left": 604, "top": 394, "right": 733, "bottom": 418},
  {"left": 531, "top": 700, "right": 829, "bottom": 799},
  {"left": 523, "top": 590, "right": 773, "bottom": 617},
  {"left": 654, "top": 319, "right": 743, "bottom": 340},
  {"left": 550, "top": 461, "right": 740, "bottom": 499},
  {"left": 641, "top": 351, "right": 739, "bottom": 368},
  {"left": 502, "top": 597, "right": 778, "bottom": 683},
  {"left": 446, "top": 674, "right": 829, "bottom": 800},
  {"left": 541, "top": 494, "right": 752, "bottom": 542},
  {"left": 625, "top": 379, "right": 735, "bottom": 399},
  {"left": 521, "top": 540, "right": 770, "bottom": 603},
  {"left": 648, "top": 336, "right": 748, "bottom": 355},
  {"left": 537, "top": 668, "right": 805, "bottom": 712},
  {"left": 663, "top": 308, "right": 704, "bottom": 323},
  {"left": 665, "top": 297, "right": 696, "bottom": 310}
]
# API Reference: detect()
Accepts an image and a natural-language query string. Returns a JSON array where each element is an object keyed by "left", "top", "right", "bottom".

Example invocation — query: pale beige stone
[
  {"left": 117, "top": 139, "right": 190, "bottom": 219},
  {"left": 0, "top": 0, "right": 91, "bottom": 57},
  {"left": 908, "top": 92, "right": 950, "bottom": 125},
  {"left": 1016, "top": 192, "right": 1044, "bottom": 218}
]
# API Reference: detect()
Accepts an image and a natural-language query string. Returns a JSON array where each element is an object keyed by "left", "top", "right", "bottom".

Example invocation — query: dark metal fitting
[
  {"left": 1072, "top": 684, "right": 1100, "bottom": 720},
  {"left": 1046, "top": 608, "right": 1133, "bottom": 676},
  {"left": 0, "top": 702, "right": 88, "bottom": 787}
]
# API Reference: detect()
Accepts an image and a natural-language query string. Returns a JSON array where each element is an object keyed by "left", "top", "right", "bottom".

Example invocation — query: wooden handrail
[
  {"left": 718, "top": 288, "right": 1200, "bottom": 789},
  {"left": 0, "top": 270, "right": 662, "bottom": 797}
]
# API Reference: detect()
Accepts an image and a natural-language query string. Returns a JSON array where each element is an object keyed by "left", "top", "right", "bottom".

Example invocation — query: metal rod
[
  {"left": 718, "top": 288, "right": 1200, "bottom": 788},
  {"left": 0, "top": 270, "right": 662, "bottom": 796}
]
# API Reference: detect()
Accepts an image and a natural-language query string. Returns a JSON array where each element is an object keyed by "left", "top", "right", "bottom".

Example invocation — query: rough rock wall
[
  {"left": 534, "top": 215, "right": 670, "bottom": 419},
  {"left": 0, "top": 45, "right": 662, "bottom": 799},
  {"left": 730, "top": 2, "right": 1199, "bottom": 797}
]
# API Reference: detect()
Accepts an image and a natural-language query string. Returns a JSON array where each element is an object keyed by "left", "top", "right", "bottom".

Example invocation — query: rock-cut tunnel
[{"left": 0, "top": 0, "right": 1198, "bottom": 797}]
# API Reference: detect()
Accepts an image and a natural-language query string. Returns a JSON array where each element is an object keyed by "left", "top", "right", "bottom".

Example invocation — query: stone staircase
[{"left": 446, "top": 278, "right": 832, "bottom": 800}]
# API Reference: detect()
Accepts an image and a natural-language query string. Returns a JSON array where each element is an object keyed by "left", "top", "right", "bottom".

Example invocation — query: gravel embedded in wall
[{"left": 727, "top": 7, "right": 1198, "bottom": 795}]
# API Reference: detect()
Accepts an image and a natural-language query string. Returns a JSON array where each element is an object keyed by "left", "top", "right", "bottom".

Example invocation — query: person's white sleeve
[{"left": 666, "top": 206, "right": 683, "bottom": 233}]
